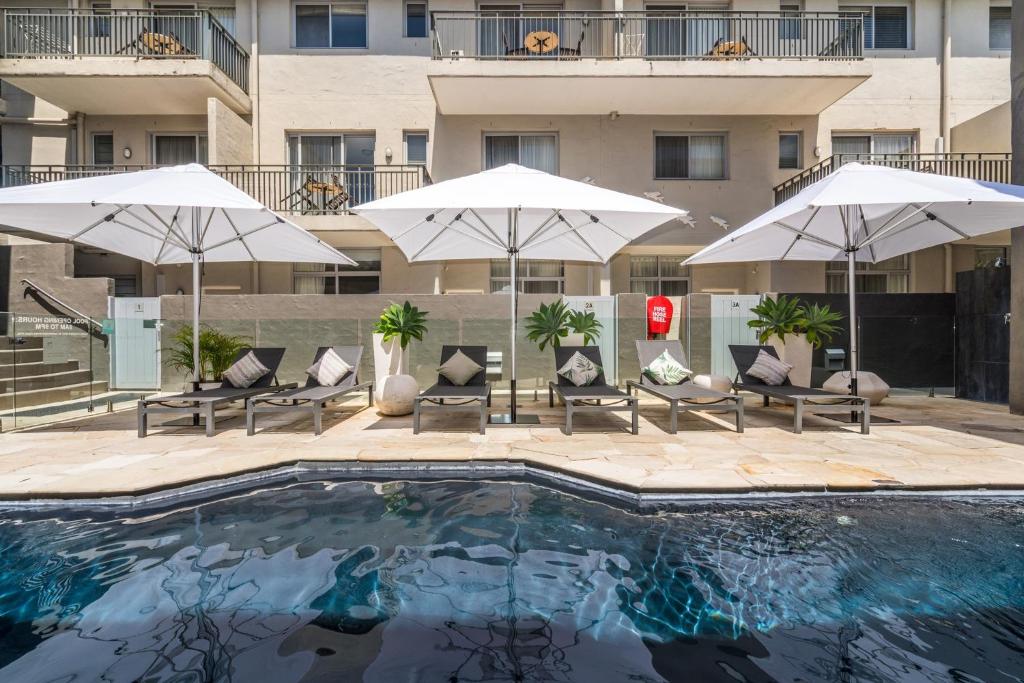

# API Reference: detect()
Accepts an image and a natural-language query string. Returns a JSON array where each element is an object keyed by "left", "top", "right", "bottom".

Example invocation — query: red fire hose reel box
[{"left": 646, "top": 295, "right": 673, "bottom": 337}]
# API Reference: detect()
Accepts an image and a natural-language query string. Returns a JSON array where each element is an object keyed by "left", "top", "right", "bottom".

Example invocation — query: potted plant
[
  {"left": 525, "top": 301, "right": 602, "bottom": 350},
  {"left": 564, "top": 309, "right": 603, "bottom": 347},
  {"left": 372, "top": 301, "right": 429, "bottom": 416},
  {"left": 165, "top": 324, "right": 247, "bottom": 388},
  {"left": 748, "top": 295, "right": 843, "bottom": 387}
]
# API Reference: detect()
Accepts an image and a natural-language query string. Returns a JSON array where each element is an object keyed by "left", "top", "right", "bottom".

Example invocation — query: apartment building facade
[{"left": 0, "top": 0, "right": 1013, "bottom": 300}]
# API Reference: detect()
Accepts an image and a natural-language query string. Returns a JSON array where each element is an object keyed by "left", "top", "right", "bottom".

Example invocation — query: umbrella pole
[
  {"left": 192, "top": 207, "right": 202, "bottom": 394},
  {"left": 847, "top": 248, "right": 859, "bottom": 417},
  {"left": 510, "top": 246, "right": 518, "bottom": 423}
]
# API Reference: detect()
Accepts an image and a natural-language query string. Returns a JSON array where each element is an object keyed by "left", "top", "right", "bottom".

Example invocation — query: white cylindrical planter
[
  {"left": 770, "top": 334, "right": 813, "bottom": 387},
  {"left": 372, "top": 333, "right": 418, "bottom": 416},
  {"left": 563, "top": 333, "right": 586, "bottom": 346}
]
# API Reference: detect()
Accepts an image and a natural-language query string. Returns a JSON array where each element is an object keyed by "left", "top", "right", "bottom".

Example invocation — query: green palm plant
[
  {"left": 525, "top": 300, "right": 571, "bottom": 351},
  {"left": 374, "top": 301, "right": 429, "bottom": 350},
  {"left": 566, "top": 309, "right": 603, "bottom": 346},
  {"left": 165, "top": 325, "right": 248, "bottom": 382},
  {"left": 799, "top": 302, "right": 844, "bottom": 349},
  {"left": 748, "top": 294, "right": 803, "bottom": 344}
]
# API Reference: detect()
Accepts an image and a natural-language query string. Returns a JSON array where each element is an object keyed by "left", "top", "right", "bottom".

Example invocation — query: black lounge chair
[
  {"left": 246, "top": 346, "right": 373, "bottom": 436},
  {"left": 627, "top": 340, "right": 743, "bottom": 433},
  {"left": 413, "top": 345, "right": 491, "bottom": 435},
  {"left": 729, "top": 345, "right": 869, "bottom": 434},
  {"left": 548, "top": 346, "right": 638, "bottom": 435},
  {"left": 138, "top": 347, "right": 295, "bottom": 438}
]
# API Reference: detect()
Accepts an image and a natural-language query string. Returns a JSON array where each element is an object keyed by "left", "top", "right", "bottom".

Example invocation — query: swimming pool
[{"left": 0, "top": 481, "right": 1022, "bottom": 682}]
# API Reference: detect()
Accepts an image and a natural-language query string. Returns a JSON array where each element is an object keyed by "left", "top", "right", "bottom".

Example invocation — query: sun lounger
[
  {"left": 548, "top": 346, "right": 638, "bottom": 435},
  {"left": 138, "top": 347, "right": 295, "bottom": 438},
  {"left": 627, "top": 340, "right": 743, "bottom": 433},
  {"left": 413, "top": 345, "right": 491, "bottom": 435},
  {"left": 246, "top": 346, "right": 372, "bottom": 435},
  {"left": 729, "top": 345, "right": 869, "bottom": 434}
]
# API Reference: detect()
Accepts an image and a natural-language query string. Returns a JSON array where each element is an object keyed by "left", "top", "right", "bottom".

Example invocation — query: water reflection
[{"left": 0, "top": 482, "right": 1022, "bottom": 682}]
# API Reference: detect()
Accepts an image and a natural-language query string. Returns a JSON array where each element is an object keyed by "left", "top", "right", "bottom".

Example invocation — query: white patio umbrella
[
  {"left": 354, "top": 163, "right": 686, "bottom": 423},
  {"left": 685, "top": 162, "right": 1024, "bottom": 397},
  {"left": 0, "top": 164, "right": 354, "bottom": 386}
]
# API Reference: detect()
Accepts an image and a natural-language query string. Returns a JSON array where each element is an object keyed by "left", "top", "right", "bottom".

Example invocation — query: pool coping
[{"left": 2, "top": 459, "right": 1023, "bottom": 512}]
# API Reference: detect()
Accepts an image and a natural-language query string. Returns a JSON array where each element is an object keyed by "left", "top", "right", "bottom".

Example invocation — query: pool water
[{"left": 1, "top": 481, "right": 1023, "bottom": 682}]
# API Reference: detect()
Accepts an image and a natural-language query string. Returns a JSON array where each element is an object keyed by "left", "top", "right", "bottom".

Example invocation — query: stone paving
[{"left": 1, "top": 393, "right": 1024, "bottom": 500}]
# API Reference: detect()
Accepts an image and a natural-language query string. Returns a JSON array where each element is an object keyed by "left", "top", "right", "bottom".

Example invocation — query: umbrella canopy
[
  {"left": 0, "top": 164, "right": 353, "bottom": 388},
  {"left": 354, "top": 163, "right": 686, "bottom": 263},
  {"left": 685, "top": 162, "right": 1024, "bottom": 400},
  {"left": 355, "top": 163, "right": 687, "bottom": 424}
]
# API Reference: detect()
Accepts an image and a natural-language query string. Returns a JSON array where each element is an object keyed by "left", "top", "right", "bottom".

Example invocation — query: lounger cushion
[
  {"left": 745, "top": 349, "right": 792, "bottom": 386},
  {"left": 306, "top": 347, "right": 352, "bottom": 386},
  {"left": 557, "top": 350, "right": 602, "bottom": 387},
  {"left": 223, "top": 350, "right": 270, "bottom": 388},
  {"left": 644, "top": 349, "right": 690, "bottom": 385},
  {"left": 437, "top": 349, "right": 484, "bottom": 386}
]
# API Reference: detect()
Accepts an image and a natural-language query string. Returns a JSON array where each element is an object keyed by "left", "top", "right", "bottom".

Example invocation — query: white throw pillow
[
  {"left": 306, "top": 348, "right": 352, "bottom": 386},
  {"left": 438, "top": 349, "right": 484, "bottom": 386},
  {"left": 745, "top": 349, "right": 792, "bottom": 386},
  {"left": 557, "top": 351, "right": 602, "bottom": 387},
  {"left": 644, "top": 349, "right": 691, "bottom": 385},
  {"left": 222, "top": 350, "right": 270, "bottom": 388}
]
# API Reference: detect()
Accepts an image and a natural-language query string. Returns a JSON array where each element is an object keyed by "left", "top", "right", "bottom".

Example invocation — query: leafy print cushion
[
  {"left": 644, "top": 350, "right": 691, "bottom": 385},
  {"left": 557, "top": 351, "right": 602, "bottom": 387}
]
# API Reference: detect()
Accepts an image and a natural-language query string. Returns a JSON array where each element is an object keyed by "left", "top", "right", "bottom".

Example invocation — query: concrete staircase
[{"left": 0, "top": 337, "right": 107, "bottom": 411}]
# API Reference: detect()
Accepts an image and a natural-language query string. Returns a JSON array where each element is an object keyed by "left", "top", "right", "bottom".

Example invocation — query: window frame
[
  {"left": 839, "top": 3, "right": 911, "bottom": 50},
  {"left": 778, "top": 131, "right": 802, "bottom": 170},
  {"left": 830, "top": 131, "right": 918, "bottom": 158},
  {"left": 150, "top": 132, "right": 208, "bottom": 165},
  {"left": 404, "top": 131, "right": 429, "bottom": 166},
  {"left": 292, "top": 248, "right": 382, "bottom": 294},
  {"left": 653, "top": 132, "right": 728, "bottom": 180},
  {"left": 482, "top": 132, "right": 559, "bottom": 174},
  {"left": 404, "top": 0, "right": 428, "bottom": 38},
  {"left": 489, "top": 259, "right": 565, "bottom": 294},
  {"left": 989, "top": 2, "right": 1011, "bottom": 51},
  {"left": 292, "top": 1, "right": 369, "bottom": 50},
  {"left": 628, "top": 255, "right": 690, "bottom": 297},
  {"left": 825, "top": 254, "right": 910, "bottom": 293},
  {"left": 91, "top": 131, "right": 114, "bottom": 166}
]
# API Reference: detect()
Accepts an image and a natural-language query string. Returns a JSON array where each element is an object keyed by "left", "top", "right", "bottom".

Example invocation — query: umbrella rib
[
  {"left": 219, "top": 207, "right": 257, "bottom": 261},
  {"left": 203, "top": 217, "right": 282, "bottom": 251},
  {"left": 858, "top": 205, "right": 878, "bottom": 262},
  {"left": 454, "top": 212, "right": 509, "bottom": 250},
  {"left": 199, "top": 207, "right": 217, "bottom": 247},
  {"left": 772, "top": 219, "right": 844, "bottom": 251},
  {"left": 516, "top": 210, "right": 561, "bottom": 249},
  {"left": 392, "top": 213, "right": 440, "bottom": 242},
  {"left": 921, "top": 210, "right": 971, "bottom": 239},
  {"left": 109, "top": 216, "right": 191, "bottom": 253},
  {"left": 465, "top": 209, "right": 509, "bottom": 248},
  {"left": 69, "top": 206, "right": 128, "bottom": 241},
  {"left": 409, "top": 220, "right": 451, "bottom": 261},
  {"left": 857, "top": 203, "right": 934, "bottom": 250},
  {"left": 527, "top": 216, "right": 604, "bottom": 261},
  {"left": 111, "top": 207, "right": 191, "bottom": 248},
  {"left": 777, "top": 206, "right": 823, "bottom": 261},
  {"left": 140, "top": 205, "right": 192, "bottom": 249}
]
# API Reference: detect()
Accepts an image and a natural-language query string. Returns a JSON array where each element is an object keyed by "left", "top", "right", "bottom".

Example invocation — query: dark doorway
[{"left": 956, "top": 266, "right": 1011, "bottom": 403}]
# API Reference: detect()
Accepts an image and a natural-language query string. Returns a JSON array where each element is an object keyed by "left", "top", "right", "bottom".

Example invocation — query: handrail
[{"left": 19, "top": 278, "right": 102, "bottom": 330}]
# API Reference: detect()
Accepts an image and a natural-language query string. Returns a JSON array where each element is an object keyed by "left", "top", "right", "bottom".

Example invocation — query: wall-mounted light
[
  {"left": 122, "top": 146, "right": 132, "bottom": 160},
  {"left": 813, "top": 146, "right": 822, "bottom": 159},
  {"left": 384, "top": 146, "right": 393, "bottom": 163}
]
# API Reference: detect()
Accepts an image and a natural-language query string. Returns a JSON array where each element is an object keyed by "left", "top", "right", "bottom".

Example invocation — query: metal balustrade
[
  {"left": 773, "top": 153, "right": 1014, "bottom": 204},
  {"left": 431, "top": 11, "right": 863, "bottom": 60},
  {"left": 1, "top": 9, "right": 249, "bottom": 92},
  {"left": 0, "top": 165, "right": 430, "bottom": 214}
]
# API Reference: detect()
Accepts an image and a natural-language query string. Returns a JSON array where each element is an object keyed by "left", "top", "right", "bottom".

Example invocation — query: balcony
[
  {"left": 428, "top": 11, "right": 871, "bottom": 115},
  {"left": 773, "top": 153, "right": 1014, "bottom": 205},
  {"left": 0, "top": 165, "right": 430, "bottom": 216},
  {"left": 0, "top": 9, "right": 250, "bottom": 115}
]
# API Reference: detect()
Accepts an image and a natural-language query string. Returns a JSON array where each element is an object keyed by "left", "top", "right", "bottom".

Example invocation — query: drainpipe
[
  {"left": 75, "top": 112, "right": 85, "bottom": 164},
  {"left": 944, "top": 244, "right": 954, "bottom": 293},
  {"left": 938, "top": 0, "right": 952, "bottom": 152},
  {"left": 250, "top": 0, "right": 260, "bottom": 164}
]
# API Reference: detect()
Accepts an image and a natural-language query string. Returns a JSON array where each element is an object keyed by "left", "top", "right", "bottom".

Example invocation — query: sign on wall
[{"left": 12, "top": 315, "right": 92, "bottom": 336}]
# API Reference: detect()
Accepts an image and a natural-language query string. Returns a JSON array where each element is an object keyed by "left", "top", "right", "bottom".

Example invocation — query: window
[
  {"left": 484, "top": 133, "right": 557, "bottom": 174},
  {"left": 654, "top": 134, "right": 726, "bottom": 180},
  {"left": 210, "top": 6, "right": 237, "bottom": 36},
  {"left": 975, "top": 246, "right": 1009, "bottom": 268},
  {"left": 405, "top": 132, "right": 428, "bottom": 165},
  {"left": 89, "top": 2, "right": 111, "bottom": 38},
  {"left": 287, "top": 133, "right": 376, "bottom": 206},
  {"left": 629, "top": 256, "right": 690, "bottom": 296},
  {"left": 826, "top": 255, "right": 910, "bottom": 293},
  {"left": 405, "top": 1, "right": 427, "bottom": 37},
  {"left": 92, "top": 133, "right": 114, "bottom": 166},
  {"left": 990, "top": 4, "right": 1011, "bottom": 50},
  {"left": 152, "top": 134, "right": 208, "bottom": 165},
  {"left": 779, "top": 132, "right": 801, "bottom": 169},
  {"left": 295, "top": 2, "right": 368, "bottom": 48},
  {"left": 293, "top": 249, "right": 381, "bottom": 294},
  {"left": 113, "top": 275, "right": 138, "bottom": 297},
  {"left": 832, "top": 133, "right": 915, "bottom": 162},
  {"left": 839, "top": 5, "right": 909, "bottom": 49},
  {"left": 490, "top": 259, "right": 564, "bottom": 294},
  {"left": 780, "top": 2, "right": 803, "bottom": 40}
]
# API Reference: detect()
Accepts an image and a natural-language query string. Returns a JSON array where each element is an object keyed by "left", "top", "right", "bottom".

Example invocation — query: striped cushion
[
  {"left": 222, "top": 350, "right": 270, "bottom": 388},
  {"left": 745, "top": 350, "right": 792, "bottom": 386},
  {"left": 306, "top": 348, "right": 352, "bottom": 386}
]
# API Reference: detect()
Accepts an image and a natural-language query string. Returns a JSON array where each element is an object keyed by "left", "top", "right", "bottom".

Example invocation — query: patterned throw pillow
[
  {"left": 306, "top": 348, "right": 352, "bottom": 386},
  {"left": 557, "top": 351, "right": 602, "bottom": 387},
  {"left": 644, "top": 350, "right": 691, "bottom": 385},
  {"left": 222, "top": 350, "right": 270, "bottom": 388},
  {"left": 745, "top": 349, "right": 792, "bottom": 386},
  {"left": 438, "top": 349, "right": 484, "bottom": 386}
]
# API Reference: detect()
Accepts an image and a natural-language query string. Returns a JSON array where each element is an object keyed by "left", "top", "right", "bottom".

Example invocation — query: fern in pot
[{"left": 372, "top": 301, "right": 429, "bottom": 416}]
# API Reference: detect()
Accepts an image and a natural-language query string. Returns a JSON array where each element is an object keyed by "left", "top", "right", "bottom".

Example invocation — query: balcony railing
[
  {"left": 1, "top": 9, "right": 249, "bottom": 92},
  {"left": 773, "top": 153, "right": 1014, "bottom": 205},
  {"left": 432, "top": 11, "right": 862, "bottom": 60},
  {"left": 0, "top": 165, "right": 430, "bottom": 214}
]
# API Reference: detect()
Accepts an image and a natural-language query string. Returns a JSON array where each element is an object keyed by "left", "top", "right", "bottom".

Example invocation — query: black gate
[{"left": 956, "top": 266, "right": 1011, "bottom": 403}]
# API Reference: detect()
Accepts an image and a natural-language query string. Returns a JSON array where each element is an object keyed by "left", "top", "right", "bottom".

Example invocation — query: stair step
[
  {"left": 3, "top": 337, "right": 44, "bottom": 349},
  {"left": 0, "top": 349, "right": 44, "bottom": 364},
  {"left": 0, "top": 380, "right": 109, "bottom": 411},
  {"left": 0, "top": 368, "right": 95, "bottom": 393},
  {"left": 0, "top": 360, "right": 80, "bottom": 380}
]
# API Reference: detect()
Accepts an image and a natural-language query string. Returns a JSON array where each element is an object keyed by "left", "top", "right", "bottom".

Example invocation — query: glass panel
[
  {"left": 689, "top": 135, "right": 725, "bottom": 179},
  {"left": 630, "top": 255, "right": 658, "bottom": 278},
  {"left": 92, "top": 134, "right": 114, "bottom": 166},
  {"left": 779, "top": 133, "right": 800, "bottom": 169},
  {"left": 659, "top": 258, "right": 687, "bottom": 279},
  {"left": 210, "top": 7, "right": 236, "bottom": 36},
  {"left": 780, "top": 4, "right": 802, "bottom": 40},
  {"left": 295, "top": 4, "right": 330, "bottom": 47},
  {"left": 661, "top": 279, "right": 689, "bottom": 296},
  {"left": 479, "top": 5, "right": 522, "bottom": 57},
  {"left": 294, "top": 135, "right": 343, "bottom": 165},
  {"left": 646, "top": 5, "right": 686, "bottom": 57},
  {"left": 527, "top": 259, "right": 563, "bottom": 278},
  {"left": 406, "top": 133, "right": 428, "bottom": 165},
  {"left": 523, "top": 280, "right": 561, "bottom": 294},
  {"left": 832, "top": 135, "right": 871, "bottom": 160},
  {"left": 873, "top": 6, "right": 908, "bottom": 49},
  {"left": 990, "top": 6, "right": 1011, "bottom": 49},
  {"left": 655, "top": 136, "right": 688, "bottom": 179},
  {"left": 485, "top": 135, "right": 520, "bottom": 169},
  {"left": 630, "top": 279, "right": 659, "bottom": 296},
  {"left": 406, "top": 1, "right": 427, "bottom": 37},
  {"left": 345, "top": 135, "right": 376, "bottom": 205},
  {"left": 341, "top": 248, "right": 382, "bottom": 271},
  {"left": 336, "top": 276, "right": 380, "bottom": 294},
  {"left": 519, "top": 135, "right": 557, "bottom": 174},
  {"left": 490, "top": 259, "right": 511, "bottom": 279},
  {"left": 153, "top": 135, "right": 198, "bottom": 165},
  {"left": 332, "top": 2, "right": 368, "bottom": 48},
  {"left": 872, "top": 134, "right": 914, "bottom": 157}
]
